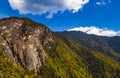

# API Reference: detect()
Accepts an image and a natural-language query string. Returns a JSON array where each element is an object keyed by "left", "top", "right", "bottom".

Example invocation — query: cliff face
[{"left": 0, "top": 17, "right": 53, "bottom": 71}]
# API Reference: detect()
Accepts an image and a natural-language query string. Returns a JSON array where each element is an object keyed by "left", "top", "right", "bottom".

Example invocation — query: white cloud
[
  {"left": 68, "top": 26, "right": 120, "bottom": 37},
  {"left": 96, "top": 1, "right": 106, "bottom": 6},
  {"left": 108, "top": 0, "right": 111, "bottom": 3},
  {"left": 96, "top": 0, "right": 111, "bottom": 6},
  {"left": 96, "top": 2, "right": 102, "bottom": 5},
  {"left": 8, "top": 0, "right": 89, "bottom": 18}
]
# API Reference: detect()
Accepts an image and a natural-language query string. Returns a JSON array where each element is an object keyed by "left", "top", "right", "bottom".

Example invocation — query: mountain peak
[{"left": 0, "top": 17, "right": 53, "bottom": 71}]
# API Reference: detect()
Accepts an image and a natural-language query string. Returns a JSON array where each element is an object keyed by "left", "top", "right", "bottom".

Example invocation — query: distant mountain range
[
  {"left": 0, "top": 17, "right": 120, "bottom": 78},
  {"left": 58, "top": 31, "right": 120, "bottom": 61}
]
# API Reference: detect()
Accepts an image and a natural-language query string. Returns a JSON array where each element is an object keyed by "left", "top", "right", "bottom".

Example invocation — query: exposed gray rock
[{"left": 0, "top": 17, "right": 53, "bottom": 71}]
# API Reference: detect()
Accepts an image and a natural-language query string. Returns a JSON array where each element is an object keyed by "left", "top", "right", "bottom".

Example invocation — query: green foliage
[
  {"left": 57, "top": 35, "right": 120, "bottom": 78},
  {"left": 92, "top": 51, "right": 120, "bottom": 78},
  {"left": 58, "top": 31, "right": 120, "bottom": 61},
  {"left": 39, "top": 38, "right": 92, "bottom": 78}
]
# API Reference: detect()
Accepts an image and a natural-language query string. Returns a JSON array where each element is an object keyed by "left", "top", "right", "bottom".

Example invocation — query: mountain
[
  {"left": 0, "top": 17, "right": 53, "bottom": 71},
  {"left": 58, "top": 31, "right": 120, "bottom": 61},
  {"left": 0, "top": 17, "right": 120, "bottom": 78}
]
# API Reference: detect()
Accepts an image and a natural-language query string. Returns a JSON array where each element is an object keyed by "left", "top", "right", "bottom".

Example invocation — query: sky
[{"left": 0, "top": 0, "right": 120, "bottom": 36}]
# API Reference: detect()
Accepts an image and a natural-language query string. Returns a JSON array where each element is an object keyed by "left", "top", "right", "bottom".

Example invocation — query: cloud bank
[
  {"left": 8, "top": 0, "right": 89, "bottom": 18},
  {"left": 68, "top": 26, "right": 120, "bottom": 37}
]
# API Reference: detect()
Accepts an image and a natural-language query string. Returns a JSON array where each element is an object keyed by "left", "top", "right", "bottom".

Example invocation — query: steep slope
[
  {"left": 0, "top": 17, "right": 120, "bottom": 78},
  {"left": 58, "top": 31, "right": 120, "bottom": 61},
  {"left": 0, "top": 49, "right": 35, "bottom": 78},
  {"left": 108, "top": 36, "right": 120, "bottom": 54},
  {"left": 54, "top": 34, "right": 120, "bottom": 78},
  {"left": 0, "top": 17, "right": 53, "bottom": 71}
]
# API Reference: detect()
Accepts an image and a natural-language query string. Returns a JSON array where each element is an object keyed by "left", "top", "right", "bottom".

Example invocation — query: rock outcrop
[{"left": 0, "top": 17, "right": 53, "bottom": 71}]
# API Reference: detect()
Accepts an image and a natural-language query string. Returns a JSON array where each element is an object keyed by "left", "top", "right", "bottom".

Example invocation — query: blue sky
[{"left": 0, "top": 0, "right": 120, "bottom": 32}]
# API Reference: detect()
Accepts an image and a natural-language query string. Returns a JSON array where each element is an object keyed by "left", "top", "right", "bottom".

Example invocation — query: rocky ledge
[{"left": 0, "top": 17, "right": 53, "bottom": 71}]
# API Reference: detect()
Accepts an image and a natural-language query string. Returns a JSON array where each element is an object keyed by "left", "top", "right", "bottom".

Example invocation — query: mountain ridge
[
  {"left": 58, "top": 31, "right": 120, "bottom": 61},
  {"left": 0, "top": 17, "right": 120, "bottom": 78}
]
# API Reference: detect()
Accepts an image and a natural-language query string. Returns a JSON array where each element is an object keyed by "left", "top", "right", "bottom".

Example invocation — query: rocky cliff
[{"left": 0, "top": 17, "right": 53, "bottom": 71}]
